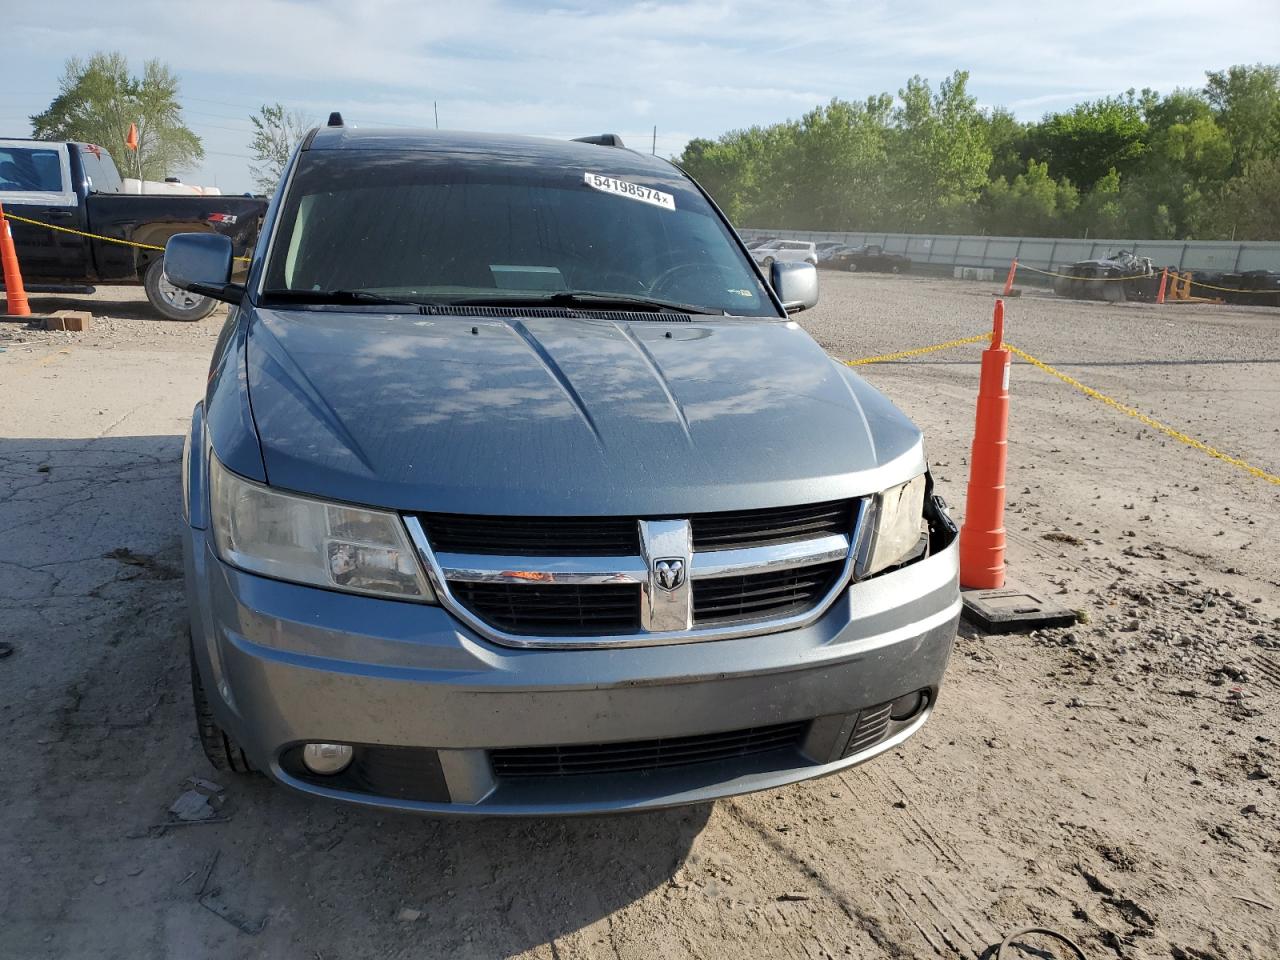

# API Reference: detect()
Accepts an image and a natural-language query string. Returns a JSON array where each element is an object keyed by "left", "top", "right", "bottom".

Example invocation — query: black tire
[
  {"left": 190, "top": 639, "right": 256, "bottom": 775},
  {"left": 846, "top": 262, "right": 858, "bottom": 273},
  {"left": 890, "top": 264, "right": 900, "bottom": 274},
  {"left": 144, "top": 257, "right": 217, "bottom": 322}
]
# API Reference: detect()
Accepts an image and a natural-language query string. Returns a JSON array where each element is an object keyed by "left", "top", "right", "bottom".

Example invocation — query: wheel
[
  {"left": 890, "top": 264, "right": 900, "bottom": 274},
  {"left": 190, "top": 638, "right": 256, "bottom": 775},
  {"left": 846, "top": 262, "right": 858, "bottom": 273},
  {"left": 144, "top": 257, "right": 217, "bottom": 322}
]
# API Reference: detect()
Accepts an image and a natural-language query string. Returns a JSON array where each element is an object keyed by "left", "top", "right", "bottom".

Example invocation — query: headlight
[
  {"left": 864, "top": 474, "right": 927, "bottom": 575},
  {"left": 209, "top": 457, "right": 434, "bottom": 601}
]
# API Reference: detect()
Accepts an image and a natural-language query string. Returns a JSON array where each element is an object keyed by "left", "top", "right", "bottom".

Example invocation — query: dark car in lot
[
  {"left": 164, "top": 122, "right": 959, "bottom": 815},
  {"left": 0, "top": 138, "right": 265, "bottom": 320},
  {"left": 825, "top": 244, "right": 912, "bottom": 274}
]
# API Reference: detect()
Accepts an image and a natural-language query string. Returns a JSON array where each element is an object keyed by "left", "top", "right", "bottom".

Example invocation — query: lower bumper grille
[{"left": 491, "top": 721, "right": 809, "bottom": 778}]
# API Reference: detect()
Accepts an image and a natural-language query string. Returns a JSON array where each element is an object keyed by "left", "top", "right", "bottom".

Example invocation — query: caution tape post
[
  {"left": 959, "top": 300, "right": 1011, "bottom": 589},
  {"left": 958, "top": 299, "right": 1077, "bottom": 633},
  {"left": 1000, "top": 257, "right": 1019, "bottom": 297},
  {"left": 0, "top": 202, "right": 32, "bottom": 317}
]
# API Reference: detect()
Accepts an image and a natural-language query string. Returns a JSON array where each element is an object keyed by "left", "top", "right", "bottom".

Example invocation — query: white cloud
[{"left": 4, "top": 0, "right": 1278, "bottom": 190}]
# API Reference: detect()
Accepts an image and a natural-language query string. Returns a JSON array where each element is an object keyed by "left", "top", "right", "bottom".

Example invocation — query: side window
[
  {"left": 78, "top": 145, "right": 123, "bottom": 194},
  {"left": 0, "top": 146, "right": 65, "bottom": 192}
]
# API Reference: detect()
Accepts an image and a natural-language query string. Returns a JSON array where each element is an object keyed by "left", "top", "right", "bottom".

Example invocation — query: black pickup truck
[{"left": 0, "top": 138, "right": 265, "bottom": 320}]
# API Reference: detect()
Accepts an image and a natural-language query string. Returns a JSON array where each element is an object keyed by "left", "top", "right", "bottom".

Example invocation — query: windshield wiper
[
  {"left": 437, "top": 291, "right": 724, "bottom": 315},
  {"left": 260, "top": 289, "right": 423, "bottom": 307}
]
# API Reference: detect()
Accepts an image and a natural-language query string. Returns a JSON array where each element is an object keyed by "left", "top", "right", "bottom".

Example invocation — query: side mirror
[
  {"left": 771, "top": 261, "right": 819, "bottom": 313},
  {"left": 163, "top": 233, "right": 241, "bottom": 303}
]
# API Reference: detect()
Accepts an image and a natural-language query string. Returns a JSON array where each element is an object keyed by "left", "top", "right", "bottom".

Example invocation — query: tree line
[
  {"left": 29, "top": 52, "right": 309, "bottom": 193},
  {"left": 675, "top": 66, "right": 1280, "bottom": 241}
]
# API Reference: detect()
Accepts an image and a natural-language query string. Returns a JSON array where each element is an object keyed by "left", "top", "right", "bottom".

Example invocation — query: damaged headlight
[
  {"left": 209, "top": 457, "right": 434, "bottom": 601},
  {"left": 864, "top": 474, "right": 927, "bottom": 576}
]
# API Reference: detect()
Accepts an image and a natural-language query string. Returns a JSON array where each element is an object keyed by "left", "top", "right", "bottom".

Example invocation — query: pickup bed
[{"left": 0, "top": 138, "right": 266, "bottom": 320}]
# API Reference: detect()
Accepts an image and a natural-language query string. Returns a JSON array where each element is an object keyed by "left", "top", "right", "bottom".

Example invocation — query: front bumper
[{"left": 184, "top": 511, "right": 959, "bottom": 815}]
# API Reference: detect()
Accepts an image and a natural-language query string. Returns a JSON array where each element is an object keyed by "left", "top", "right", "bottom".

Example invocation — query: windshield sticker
[{"left": 584, "top": 173, "right": 675, "bottom": 211}]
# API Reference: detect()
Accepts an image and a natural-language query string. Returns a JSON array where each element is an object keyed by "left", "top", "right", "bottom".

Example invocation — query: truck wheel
[
  {"left": 144, "top": 257, "right": 217, "bottom": 322},
  {"left": 190, "top": 638, "right": 256, "bottom": 775}
]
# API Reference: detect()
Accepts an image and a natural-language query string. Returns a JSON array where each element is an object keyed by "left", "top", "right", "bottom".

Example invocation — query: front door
[{"left": 0, "top": 140, "right": 90, "bottom": 282}]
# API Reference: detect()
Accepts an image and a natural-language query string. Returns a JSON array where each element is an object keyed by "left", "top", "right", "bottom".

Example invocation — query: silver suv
[
  {"left": 751, "top": 239, "right": 818, "bottom": 269},
  {"left": 164, "top": 125, "right": 959, "bottom": 815}
]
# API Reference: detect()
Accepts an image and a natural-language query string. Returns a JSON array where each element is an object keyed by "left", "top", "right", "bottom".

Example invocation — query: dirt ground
[{"left": 2, "top": 275, "right": 1277, "bottom": 960}]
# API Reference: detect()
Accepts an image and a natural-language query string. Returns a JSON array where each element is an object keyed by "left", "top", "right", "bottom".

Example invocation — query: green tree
[
  {"left": 249, "top": 103, "right": 312, "bottom": 194},
  {"left": 888, "top": 71, "right": 992, "bottom": 231},
  {"left": 983, "top": 160, "right": 1079, "bottom": 236},
  {"left": 1205, "top": 64, "right": 1280, "bottom": 174},
  {"left": 1027, "top": 93, "right": 1148, "bottom": 188},
  {"left": 29, "top": 52, "right": 203, "bottom": 181},
  {"left": 980, "top": 107, "right": 1029, "bottom": 183},
  {"left": 787, "top": 96, "right": 893, "bottom": 229},
  {"left": 1074, "top": 168, "right": 1125, "bottom": 237},
  {"left": 1209, "top": 157, "right": 1280, "bottom": 240}
]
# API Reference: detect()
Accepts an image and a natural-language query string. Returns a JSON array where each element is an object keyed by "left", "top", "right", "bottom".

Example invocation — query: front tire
[
  {"left": 144, "top": 257, "right": 217, "bottom": 322},
  {"left": 190, "top": 638, "right": 255, "bottom": 775},
  {"left": 847, "top": 262, "right": 858, "bottom": 273}
]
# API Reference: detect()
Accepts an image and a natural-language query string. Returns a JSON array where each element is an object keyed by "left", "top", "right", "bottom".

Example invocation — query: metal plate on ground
[{"left": 961, "top": 581, "right": 1077, "bottom": 634}]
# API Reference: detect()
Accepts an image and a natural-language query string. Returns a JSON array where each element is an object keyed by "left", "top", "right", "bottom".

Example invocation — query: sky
[{"left": 3, "top": 0, "right": 1278, "bottom": 194}]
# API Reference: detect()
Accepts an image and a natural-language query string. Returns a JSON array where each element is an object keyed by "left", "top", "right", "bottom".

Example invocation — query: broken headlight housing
[
  {"left": 209, "top": 456, "right": 434, "bottom": 601},
  {"left": 863, "top": 474, "right": 927, "bottom": 576}
]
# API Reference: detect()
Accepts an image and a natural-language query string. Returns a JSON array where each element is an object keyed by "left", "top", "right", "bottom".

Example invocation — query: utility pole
[
  {"left": 434, "top": 102, "right": 439, "bottom": 130},
  {"left": 652, "top": 125, "right": 656, "bottom": 156}
]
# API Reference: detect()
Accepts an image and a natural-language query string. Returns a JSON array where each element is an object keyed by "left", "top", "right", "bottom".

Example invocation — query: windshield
[{"left": 262, "top": 149, "right": 778, "bottom": 317}]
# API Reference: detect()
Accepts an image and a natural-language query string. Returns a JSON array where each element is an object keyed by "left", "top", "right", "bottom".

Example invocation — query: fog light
[
  {"left": 302, "top": 742, "right": 353, "bottom": 775},
  {"left": 889, "top": 690, "right": 929, "bottom": 722}
]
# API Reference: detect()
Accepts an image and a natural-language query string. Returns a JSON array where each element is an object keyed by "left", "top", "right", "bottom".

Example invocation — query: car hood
[{"left": 244, "top": 308, "right": 924, "bottom": 515}]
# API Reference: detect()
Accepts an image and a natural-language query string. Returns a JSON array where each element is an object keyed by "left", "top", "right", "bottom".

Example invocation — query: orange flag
[{"left": 125, "top": 123, "right": 139, "bottom": 151}]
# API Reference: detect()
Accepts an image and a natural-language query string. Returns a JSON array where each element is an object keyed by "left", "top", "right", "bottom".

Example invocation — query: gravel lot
[{"left": 2, "top": 275, "right": 1277, "bottom": 959}]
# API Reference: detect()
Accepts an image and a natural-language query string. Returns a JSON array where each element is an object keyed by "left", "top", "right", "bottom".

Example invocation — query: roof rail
[
  {"left": 327, "top": 112, "right": 344, "bottom": 127},
  {"left": 572, "top": 134, "right": 625, "bottom": 148}
]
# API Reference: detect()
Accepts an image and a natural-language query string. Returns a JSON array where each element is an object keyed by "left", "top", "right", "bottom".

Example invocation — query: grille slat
[
  {"left": 691, "top": 500, "right": 854, "bottom": 551},
  {"left": 422, "top": 515, "right": 639, "bottom": 556},
  {"left": 692, "top": 561, "right": 844, "bottom": 626},
  {"left": 451, "top": 581, "right": 641, "bottom": 634},
  {"left": 491, "top": 721, "right": 808, "bottom": 778}
]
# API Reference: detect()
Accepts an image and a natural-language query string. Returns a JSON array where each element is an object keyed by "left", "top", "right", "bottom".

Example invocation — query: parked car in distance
[
  {"left": 814, "top": 241, "right": 846, "bottom": 261},
  {"left": 167, "top": 123, "right": 959, "bottom": 816},
  {"left": 826, "top": 244, "right": 912, "bottom": 274},
  {"left": 751, "top": 239, "right": 818, "bottom": 268},
  {"left": 0, "top": 138, "right": 265, "bottom": 320}
]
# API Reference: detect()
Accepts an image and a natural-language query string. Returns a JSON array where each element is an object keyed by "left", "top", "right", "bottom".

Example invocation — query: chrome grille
[{"left": 405, "top": 497, "right": 865, "bottom": 648}]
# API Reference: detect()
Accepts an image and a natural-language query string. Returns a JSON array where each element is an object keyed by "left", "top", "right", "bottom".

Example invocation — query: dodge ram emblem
[{"left": 653, "top": 558, "right": 686, "bottom": 591}]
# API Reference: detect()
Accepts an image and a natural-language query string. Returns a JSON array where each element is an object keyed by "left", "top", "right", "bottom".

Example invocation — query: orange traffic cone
[
  {"left": 1155, "top": 267, "right": 1168, "bottom": 305},
  {"left": 0, "top": 202, "right": 32, "bottom": 317},
  {"left": 959, "top": 299, "right": 1011, "bottom": 589},
  {"left": 1001, "top": 258, "right": 1018, "bottom": 296}
]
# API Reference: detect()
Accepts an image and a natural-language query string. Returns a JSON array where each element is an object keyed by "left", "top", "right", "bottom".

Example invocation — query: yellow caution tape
[
  {"left": 1018, "top": 263, "right": 1151, "bottom": 282},
  {"left": 1007, "top": 343, "right": 1280, "bottom": 486},
  {"left": 844, "top": 333, "right": 987, "bottom": 366},
  {"left": 1, "top": 211, "right": 252, "bottom": 263},
  {"left": 1019, "top": 261, "right": 1271, "bottom": 296}
]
